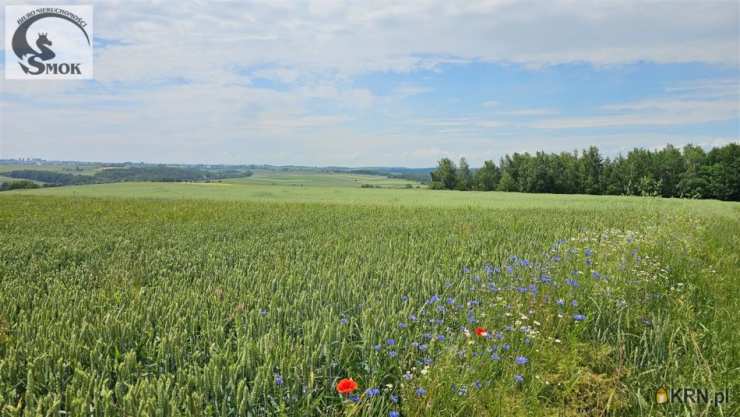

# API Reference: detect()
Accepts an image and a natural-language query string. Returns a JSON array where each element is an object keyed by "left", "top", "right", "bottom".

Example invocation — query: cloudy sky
[{"left": 1, "top": 0, "right": 738, "bottom": 167}]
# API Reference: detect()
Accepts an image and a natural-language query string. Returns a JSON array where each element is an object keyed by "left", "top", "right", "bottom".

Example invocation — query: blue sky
[{"left": 1, "top": 1, "right": 738, "bottom": 166}]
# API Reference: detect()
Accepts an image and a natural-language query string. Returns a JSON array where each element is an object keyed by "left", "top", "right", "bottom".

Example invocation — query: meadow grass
[
  {"left": 0, "top": 187, "right": 737, "bottom": 416},
  {"left": 225, "top": 170, "right": 419, "bottom": 188}
]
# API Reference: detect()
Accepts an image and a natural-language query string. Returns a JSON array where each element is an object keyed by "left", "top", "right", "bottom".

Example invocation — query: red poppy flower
[
  {"left": 336, "top": 378, "right": 358, "bottom": 394},
  {"left": 474, "top": 326, "right": 488, "bottom": 337}
]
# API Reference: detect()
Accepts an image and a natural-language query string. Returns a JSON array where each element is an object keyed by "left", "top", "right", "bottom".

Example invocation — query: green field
[
  {"left": 0, "top": 180, "right": 738, "bottom": 416},
  {"left": 0, "top": 164, "right": 102, "bottom": 176},
  {"left": 226, "top": 170, "right": 420, "bottom": 189}
]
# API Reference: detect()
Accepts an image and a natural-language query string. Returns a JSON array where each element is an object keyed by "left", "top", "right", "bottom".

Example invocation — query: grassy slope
[
  {"left": 226, "top": 170, "right": 419, "bottom": 188},
  {"left": 0, "top": 185, "right": 737, "bottom": 416},
  {"left": 4, "top": 180, "right": 737, "bottom": 215},
  {"left": 0, "top": 164, "right": 101, "bottom": 175}
]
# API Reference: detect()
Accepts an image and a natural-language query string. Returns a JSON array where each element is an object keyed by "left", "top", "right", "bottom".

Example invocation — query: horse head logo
[{"left": 11, "top": 12, "right": 89, "bottom": 75}]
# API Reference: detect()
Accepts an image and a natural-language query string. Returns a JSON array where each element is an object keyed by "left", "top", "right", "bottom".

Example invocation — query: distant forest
[
  {"left": 1, "top": 166, "right": 252, "bottom": 188},
  {"left": 430, "top": 143, "right": 739, "bottom": 201}
]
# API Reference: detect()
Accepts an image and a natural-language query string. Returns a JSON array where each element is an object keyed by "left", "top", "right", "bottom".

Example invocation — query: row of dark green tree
[{"left": 430, "top": 143, "right": 739, "bottom": 201}]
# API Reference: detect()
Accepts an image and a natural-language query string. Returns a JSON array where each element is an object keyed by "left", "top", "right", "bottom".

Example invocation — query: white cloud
[{"left": 1, "top": 0, "right": 739, "bottom": 165}]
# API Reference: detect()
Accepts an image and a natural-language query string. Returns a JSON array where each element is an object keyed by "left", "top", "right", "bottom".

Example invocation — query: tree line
[
  {"left": 430, "top": 143, "right": 739, "bottom": 201},
  {"left": 1, "top": 166, "right": 253, "bottom": 188}
]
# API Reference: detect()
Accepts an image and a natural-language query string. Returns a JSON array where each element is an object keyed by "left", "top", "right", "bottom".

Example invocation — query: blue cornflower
[
  {"left": 436, "top": 305, "right": 446, "bottom": 313},
  {"left": 584, "top": 248, "right": 592, "bottom": 257},
  {"left": 437, "top": 334, "right": 445, "bottom": 342},
  {"left": 502, "top": 343, "right": 511, "bottom": 351},
  {"left": 387, "top": 338, "right": 396, "bottom": 346},
  {"left": 415, "top": 387, "right": 427, "bottom": 397},
  {"left": 274, "top": 373, "right": 283, "bottom": 385},
  {"left": 429, "top": 294, "right": 440, "bottom": 303},
  {"left": 422, "top": 357, "right": 432, "bottom": 365},
  {"left": 390, "top": 394, "right": 399, "bottom": 403},
  {"left": 389, "top": 411, "right": 400, "bottom": 417},
  {"left": 401, "top": 295, "right": 409, "bottom": 302},
  {"left": 540, "top": 274, "right": 552, "bottom": 284},
  {"left": 418, "top": 344, "right": 428, "bottom": 352},
  {"left": 474, "top": 380, "right": 482, "bottom": 389},
  {"left": 573, "top": 314, "right": 586, "bottom": 321},
  {"left": 409, "top": 314, "right": 417, "bottom": 321},
  {"left": 373, "top": 344, "right": 381, "bottom": 352},
  {"left": 565, "top": 278, "right": 579, "bottom": 287},
  {"left": 571, "top": 300, "right": 578, "bottom": 307},
  {"left": 399, "top": 322, "right": 408, "bottom": 329},
  {"left": 556, "top": 298, "right": 565, "bottom": 306},
  {"left": 340, "top": 317, "right": 349, "bottom": 325},
  {"left": 463, "top": 266, "right": 470, "bottom": 273},
  {"left": 552, "top": 255, "right": 561, "bottom": 262},
  {"left": 515, "top": 355, "right": 528, "bottom": 365},
  {"left": 349, "top": 394, "right": 360, "bottom": 403},
  {"left": 366, "top": 387, "right": 380, "bottom": 397},
  {"left": 388, "top": 350, "right": 397, "bottom": 358},
  {"left": 514, "top": 374, "right": 524, "bottom": 383},
  {"left": 491, "top": 353, "right": 501, "bottom": 361},
  {"left": 259, "top": 308, "right": 268, "bottom": 316},
  {"left": 592, "top": 271, "right": 601, "bottom": 279},
  {"left": 403, "top": 371, "right": 413, "bottom": 381}
]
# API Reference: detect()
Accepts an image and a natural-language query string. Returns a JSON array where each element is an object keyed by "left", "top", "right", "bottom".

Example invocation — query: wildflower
[
  {"left": 565, "top": 278, "right": 579, "bottom": 287},
  {"left": 418, "top": 344, "right": 428, "bottom": 352},
  {"left": 259, "top": 308, "right": 268, "bottom": 316},
  {"left": 398, "top": 322, "right": 408, "bottom": 329},
  {"left": 474, "top": 326, "right": 488, "bottom": 337},
  {"left": 514, "top": 374, "right": 525, "bottom": 383},
  {"left": 401, "top": 295, "right": 409, "bottom": 302},
  {"left": 388, "top": 350, "right": 398, "bottom": 358},
  {"left": 389, "top": 411, "right": 400, "bottom": 417},
  {"left": 387, "top": 338, "right": 396, "bottom": 346},
  {"left": 340, "top": 317, "right": 349, "bottom": 325},
  {"left": 573, "top": 314, "right": 586, "bottom": 321},
  {"left": 592, "top": 271, "right": 601, "bottom": 279},
  {"left": 366, "top": 387, "right": 380, "bottom": 397},
  {"left": 491, "top": 353, "right": 500, "bottom": 361},
  {"left": 515, "top": 355, "right": 528, "bottom": 365},
  {"left": 571, "top": 300, "right": 578, "bottom": 307},
  {"left": 403, "top": 371, "right": 413, "bottom": 381},
  {"left": 409, "top": 314, "right": 417, "bottom": 322},
  {"left": 390, "top": 394, "right": 399, "bottom": 403},
  {"left": 437, "top": 335, "right": 445, "bottom": 342},
  {"left": 373, "top": 344, "right": 381, "bottom": 352},
  {"left": 336, "top": 378, "right": 358, "bottom": 395},
  {"left": 415, "top": 387, "right": 427, "bottom": 397},
  {"left": 349, "top": 394, "right": 360, "bottom": 403},
  {"left": 274, "top": 373, "right": 284, "bottom": 386},
  {"left": 556, "top": 299, "right": 565, "bottom": 306},
  {"left": 584, "top": 248, "right": 592, "bottom": 257},
  {"left": 429, "top": 294, "right": 440, "bottom": 303}
]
